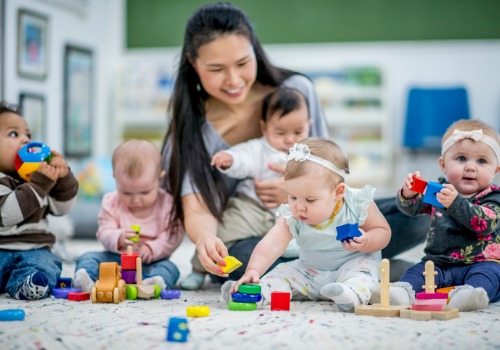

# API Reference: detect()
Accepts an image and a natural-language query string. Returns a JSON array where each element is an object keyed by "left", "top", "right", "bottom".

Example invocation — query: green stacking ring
[
  {"left": 228, "top": 301, "right": 257, "bottom": 311},
  {"left": 238, "top": 284, "right": 261, "bottom": 294}
]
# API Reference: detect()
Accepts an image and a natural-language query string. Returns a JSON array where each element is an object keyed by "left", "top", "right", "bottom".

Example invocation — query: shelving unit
[{"left": 309, "top": 66, "right": 393, "bottom": 189}]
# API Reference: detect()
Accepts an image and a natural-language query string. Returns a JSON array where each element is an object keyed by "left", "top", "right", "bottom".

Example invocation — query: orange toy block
[{"left": 219, "top": 256, "right": 242, "bottom": 274}]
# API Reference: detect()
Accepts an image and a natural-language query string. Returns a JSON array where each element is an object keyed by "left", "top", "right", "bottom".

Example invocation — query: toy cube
[
  {"left": 161, "top": 290, "right": 181, "bottom": 300},
  {"left": 336, "top": 223, "right": 362, "bottom": 243},
  {"left": 15, "top": 142, "right": 53, "bottom": 181},
  {"left": 56, "top": 277, "right": 72, "bottom": 288},
  {"left": 167, "top": 317, "right": 189, "bottom": 342},
  {"left": 271, "top": 291, "right": 291, "bottom": 311},
  {"left": 121, "top": 270, "right": 136, "bottom": 283},
  {"left": 423, "top": 182, "right": 444, "bottom": 208},
  {"left": 121, "top": 252, "right": 139, "bottom": 270},
  {"left": 129, "top": 224, "right": 140, "bottom": 243},
  {"left": 411, "top": 175, "right": 428, "bottom": 194},
  {"left": 219, "top": 256, "right": 242, "bottom": 274}
]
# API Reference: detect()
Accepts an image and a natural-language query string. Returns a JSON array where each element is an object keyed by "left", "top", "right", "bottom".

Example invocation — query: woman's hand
[
  {"left": 231, "top": 269, "right": 260, "bottom": 293},
  {"left": 196, "top": 235, "right": 229, "bottom": 277},
  {"left": 254, "top": 162, "right": 287, "bottom": 209}
]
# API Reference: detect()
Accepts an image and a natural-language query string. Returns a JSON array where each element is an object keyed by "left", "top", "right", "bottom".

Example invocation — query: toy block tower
[
  {"left": 228, "top": 284, "right": 262, "bottom": 311},
  {"left": 355, "top": 259, "right": 410, "bottom": 317},
  {"left": 400, "top": 261, "right": 459, "bottom": 321},
  {"left": 121, "top": 245, "right": 160, "bottom": 300}
]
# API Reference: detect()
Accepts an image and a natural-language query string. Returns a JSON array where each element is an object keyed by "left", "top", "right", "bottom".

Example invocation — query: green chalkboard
[{"left": 126, "top": 0, "right": 500, "bottom": 48}]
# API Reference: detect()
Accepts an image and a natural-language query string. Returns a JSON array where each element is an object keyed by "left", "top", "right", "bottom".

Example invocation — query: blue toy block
[
  {"left": 167, "top": 317, "right": 189, "bottom": 342},
  {"left": 423, "top": 182, "right": 444, "bottom": 208},
  {"left": 161, "top": 290, "right": 181, "bottom": 300},
  {"left": 0, "top": 309, "right": 25, "bottom": 321},
  {"left": 231, "top": 292, "right": 262, "bottom": 303},
  {"left": 336, "top": 223, "right": 362, "bottom": 243},
  {"left": 56, "top": 277, "right": 72, "bottom": 288}
]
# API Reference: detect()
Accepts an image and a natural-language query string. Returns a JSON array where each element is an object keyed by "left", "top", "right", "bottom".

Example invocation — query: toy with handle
[{"left": 15, "top": 142, "right": 54, "bottom": 181}]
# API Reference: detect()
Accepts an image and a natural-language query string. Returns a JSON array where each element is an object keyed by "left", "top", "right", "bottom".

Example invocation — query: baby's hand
[
  {"left": 342, "top": 229, "right": 369, "bottom": 252},
  {"left": 231, "top": 269, "right": 260, "bottom": 293},
  {"left": 211, "top": 151, "right": 233, "bottom": 170},
  {"left": 118, "top": 228, "right": 139, "bottom": 250},
  {"left": 436, "top": 183, "right": 458, "bottom": 208},
  {"left": 138, "top": 244, "right": 154, "bottom": 264},
  {"left": 401, "top": 171, "right": 421, "bottom": 199},
  {"left": 48, "top": 150, "right": 69, "bottom": 178},
  {"left": 37, "top": 161, "right": 59, "bottom": 182}
]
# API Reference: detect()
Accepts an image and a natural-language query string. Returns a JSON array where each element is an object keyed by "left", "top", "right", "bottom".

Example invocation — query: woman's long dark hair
[{"left": 163, "top": 2, "right": 294, "bottom": 226}]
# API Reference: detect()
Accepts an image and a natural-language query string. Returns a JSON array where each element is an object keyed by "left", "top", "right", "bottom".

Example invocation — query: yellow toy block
[
  {"left": 130, "top": 224, "right": 140, "bottom": 243},
  {"left": 186, "top": 305, "right": 210, "bottom": 317},
  {"left": 220, "top": 256, "right": 242, "bottom": 274}
]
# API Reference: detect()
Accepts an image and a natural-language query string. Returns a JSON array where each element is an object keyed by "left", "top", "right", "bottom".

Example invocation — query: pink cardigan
[{"left": 96, "top": 188, "right": 184, "bottom": 262}]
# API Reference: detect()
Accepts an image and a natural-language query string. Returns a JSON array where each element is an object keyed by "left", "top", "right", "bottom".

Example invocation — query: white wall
[{"left": 3, "top": 0, "right": 123, "bottom": 157}]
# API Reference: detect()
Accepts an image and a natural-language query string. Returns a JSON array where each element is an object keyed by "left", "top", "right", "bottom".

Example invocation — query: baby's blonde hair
[
  {"left": 285, "top": 137, "right": 350, "bottom": 186},
  {"left": 112, "top": 139, "right": 162, "bottom": 178},
  {"left": 442, "top": 119, "right": 500, "bottom": 147}
]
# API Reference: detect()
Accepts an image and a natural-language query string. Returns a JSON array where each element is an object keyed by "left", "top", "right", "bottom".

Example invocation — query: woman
[{"left": 162, "top": 2, "right": 428, "bottom": 288}]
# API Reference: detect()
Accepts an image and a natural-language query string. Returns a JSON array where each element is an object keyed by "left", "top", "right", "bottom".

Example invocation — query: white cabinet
[{"left": 309, "top": 66, "right": 393, "bottom": 190}]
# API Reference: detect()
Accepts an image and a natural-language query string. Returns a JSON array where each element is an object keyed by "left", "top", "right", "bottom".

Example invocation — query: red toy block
[
  {"left": 270, "top": 291, "right": 290, "bottom": 311},
  {"left": 411, "top": 303, "right": 444, "bottom": 311},
  {"left": 411, "top": 175, "right": 428, "bottom": 194},
  {"left": 68, "top": 292, "right": 91, "bottom": 301},
  {"left": 121, "top": 252, "right": 139, "bottom": 270},
  {"left": 416, "top": 292, "right": 448, "bottom": 300}
]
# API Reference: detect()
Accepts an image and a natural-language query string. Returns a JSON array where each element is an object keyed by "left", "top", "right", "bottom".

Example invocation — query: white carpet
[{"left": 1, "top": 239, "right": 500, "bottom": 350}]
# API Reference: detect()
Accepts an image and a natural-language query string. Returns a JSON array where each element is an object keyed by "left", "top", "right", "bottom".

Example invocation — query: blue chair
[{"left": 403, "top": 87, "right": 470, "bottom": 151}]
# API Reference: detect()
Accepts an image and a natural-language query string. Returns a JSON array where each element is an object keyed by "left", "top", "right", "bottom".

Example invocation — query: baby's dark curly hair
[{"left": 0, "top": 100, "right": 21, "bottom": 116}]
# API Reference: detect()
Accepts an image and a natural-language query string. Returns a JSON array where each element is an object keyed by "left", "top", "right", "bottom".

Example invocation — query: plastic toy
[
  {"left": 15, "top": 142, "right": 53, "bottom": 181},
  {"left": 400, "top": 261, "right": 459, "bottom": 321},
  {"left": 336, "top": 223, "right": 362, "bottom": 243},
  {"left": 423, "top": 182, "right": 444, "bottom": 208},
  {"left": 355, "top": 259, "right": 410, "bottom": 317},
  {"left": 129, "top": 224, "right": 140, "bottom": 243},
  {"left": 0, "top": 309, "right": 25, "bottom": 321},
  {"left": 161, "top": 290, "right": 181, "bottom": 300},
  {"left": 270, "top": 291, "right": 291, "bottom": 311},
  {"left": 167, "top": 317, "right": 189, "bottom": 342},
  {"left": 52, "top": 287, "right": 81, "bottom": 299},
  {"left": 227, "top": 301, "right": 258, "bottom": 311},
  {"left": 56, "top": 277, "right": 72, "bottom": 288},
  {"left": 231, "top": 292, "right": 262, "bottom": 303},
  {"left": 238, "top": 284, "right": 261, "bottom": 294},
  {"left": 122, "top": 246, "right": 161, "bottom": 300},
  {"left": 186, "top": 305, "right": 210, "bottom": 317},
  {"left": 67, "top": 292, "right": 91, "bottom": 301},
  {"left": 410, "top": 175, "right": 444, "bottom": 208},
  {"left": 91, "top": 262, "right": 127, "bottom": 303},
  {"left": 219, "top": 256, "right": 242, "bottom": 274}
]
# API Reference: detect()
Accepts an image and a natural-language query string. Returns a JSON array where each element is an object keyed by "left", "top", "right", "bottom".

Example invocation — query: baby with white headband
[
  {"left": 371, "top": 119, "right": 500, "bottom": 312},
  {"left": 221, "top": 137, "right": 391, "bottom": 312}
]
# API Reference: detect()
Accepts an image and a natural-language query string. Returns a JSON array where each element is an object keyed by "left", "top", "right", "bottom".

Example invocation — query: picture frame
[
  {"left": 17, "top": 9, "right": 48, "bottom": 80},
  {"left": 63, "top": 44, "right": 93, "bottom": 157},
  {"left": 19, "top": 93, "right": 46, "bottom": 142}
]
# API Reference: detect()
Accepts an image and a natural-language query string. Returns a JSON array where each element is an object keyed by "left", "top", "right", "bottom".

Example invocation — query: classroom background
[{"left": 1, "top": 0, "right": 500, "bottom": 239}]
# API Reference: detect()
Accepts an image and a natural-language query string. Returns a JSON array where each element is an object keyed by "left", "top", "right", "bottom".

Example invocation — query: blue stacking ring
[{"left": 231, "top": 292, "right": 262, "bottom": 303}]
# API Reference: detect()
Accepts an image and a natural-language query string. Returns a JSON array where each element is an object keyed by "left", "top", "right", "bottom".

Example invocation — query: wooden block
[
  {"left": 412, "top": 304, "right": 444, "bottom": 311},
  {"left": 355, "top": 304, "right": 410, "bottom": 317},
  {"left": 400, "top": 308, "right": 459, "bottom": 321}
]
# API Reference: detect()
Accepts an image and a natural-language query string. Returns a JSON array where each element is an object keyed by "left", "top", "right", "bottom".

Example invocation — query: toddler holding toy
[
  {"left": 222, "top": 137, "right": 391, "bottom": 312},
  {"left": 371, "top": 119, "right": 500, "bottom": 311},
  {"left": 73, "top": 139, "right": 184, "bottom": 292},
  {"left": 180, "top": 87, "right": 311, "bottom": 290},
  {"left": 0, "top": 101, "right": 78, "bottom": 300}
]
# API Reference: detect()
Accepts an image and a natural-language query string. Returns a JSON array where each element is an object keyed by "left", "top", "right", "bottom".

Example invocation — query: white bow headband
[
  {"left": 285, "top": 143, "right": 348, "bottom": 178},
  {"left": 441, "top": 129, "right": 500, "bottom": 162}
]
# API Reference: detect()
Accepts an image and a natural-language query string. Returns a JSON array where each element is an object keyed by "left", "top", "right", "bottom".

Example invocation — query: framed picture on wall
[
  {"left": 19, "top": 92, "right": 45, "bottom": 142},
  {"left": 63, "top": 44, "right": 93, "bottom": 157},
  {"left": 17, "top": 9, "right": 48, "bottom": 80}
]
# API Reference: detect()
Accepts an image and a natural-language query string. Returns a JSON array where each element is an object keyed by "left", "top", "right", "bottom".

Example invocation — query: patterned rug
[{"left": 1, "top": 282, "right": 500, "bottom": 350}]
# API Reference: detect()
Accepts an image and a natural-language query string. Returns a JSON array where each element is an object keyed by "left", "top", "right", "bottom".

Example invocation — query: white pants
[{"left": 260, "top": 255, "right": 380, "bottom": 305}]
